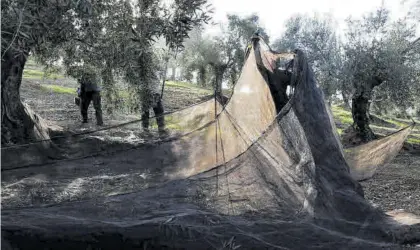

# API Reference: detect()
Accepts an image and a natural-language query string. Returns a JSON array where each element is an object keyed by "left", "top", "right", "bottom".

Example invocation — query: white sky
[{"left": 205, "top": 0, "right": 416, "bottom": 39}]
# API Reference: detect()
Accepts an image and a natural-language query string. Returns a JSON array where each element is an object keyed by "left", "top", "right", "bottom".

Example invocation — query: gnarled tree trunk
[
  {"left": 198, "top": 65, "right": 206, "bottom": 87},
  {"left": 1, "top": 49, "right": 52, "bottom": 146},
  {"left": 342, "top": 91, "right": 350, "bottom": 109},
  {"left": 212, "top": 64, "right": 228, "bottom": 105},
  {"left": 351, "top": 76, "right": 382, "bottom": 142},
  {"left": 352, "top": 95, "right": 376, "bottom": 141},
  {"left": 171, "top": 67, "right": 176, "bottom": 81}
]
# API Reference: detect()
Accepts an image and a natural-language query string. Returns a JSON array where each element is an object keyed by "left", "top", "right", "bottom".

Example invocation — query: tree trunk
[
  {"left": 213, "top": 64, "right": 228, "bottom": 105},
  {"left": 171, "top": 67, "right": 176, "bottom": 81},
  {"left": 1, "top": 48, "right": 57, "bottom": 145},
  {"left": 177, "top": 68, "right": 183, "bottom": 81},
  {"left": 2, "top": 50, "right": 32, "bottom": 143},
  {"left": 351, "top": 76, "right": 383, "bottom": 142},
  {"left": 342, "top": 91, "right": 350, "bottom": 109},
  {"left": 102, "top": 63, "right": 120, "bottom": 115},
  {"left": 198, "top": 66, "right": 206, "bottom": 87},
  {"left": 351, "top": 95, "right": 376, "bottom": 142}
]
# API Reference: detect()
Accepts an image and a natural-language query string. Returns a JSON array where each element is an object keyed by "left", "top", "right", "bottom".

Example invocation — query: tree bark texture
[
  {"left": 351, "top": 77, "right": 382, "bottom": 142},
  {"left": 1, "top": 49, "right": 51, "bottom": 145},
  {"left": 213, "top": 64, "right": 227, "bottom": 105},
  {"left": 171, "top": 67, "right": 176, "bottom": 81},
  {"left": 342, "top": 91, "right": 350, "bottom": 109},
  {"left": 351, "top": 96, "right": 376, "bottom": 141},
  {"left": 101, "top": 64, "right": 120, "bottom": 114},
  {"left": 198, "top": 66, "right": 206, "bottom": 87}
]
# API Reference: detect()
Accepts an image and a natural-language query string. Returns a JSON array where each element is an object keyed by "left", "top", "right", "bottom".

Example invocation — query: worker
[
  {"left": 78, "top": 68, "right": 103, "bottom": 126},
  {"left": 269, "top": 60, "right": 293, "bottom": 111},
  {"left": 140, "top": 53, "right": 166, "bottom": 135},
  {"left": 250, "top": 32, "right": 293, "bottom": 111},
  {"left": 141, "top": 90, "right": 165, "bottom": 135}
]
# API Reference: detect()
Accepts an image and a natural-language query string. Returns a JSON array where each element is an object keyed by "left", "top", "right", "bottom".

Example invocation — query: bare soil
[{"left": 361, "top": 153, "right": 420, "bottom": 215}]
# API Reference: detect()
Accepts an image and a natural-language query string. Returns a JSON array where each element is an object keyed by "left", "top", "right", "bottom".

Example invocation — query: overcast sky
[{"left": 204, "top": 0, "right": 416, "bottom": 39}]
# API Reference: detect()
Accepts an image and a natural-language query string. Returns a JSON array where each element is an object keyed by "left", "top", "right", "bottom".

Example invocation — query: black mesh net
[{"left": 1, "top": 39, "right": 415, "bottom": 249}]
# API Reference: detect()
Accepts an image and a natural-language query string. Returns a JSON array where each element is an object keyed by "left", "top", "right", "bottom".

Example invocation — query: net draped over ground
[{"left": 1, "top": 40, "right": 416, "bottom": 249}]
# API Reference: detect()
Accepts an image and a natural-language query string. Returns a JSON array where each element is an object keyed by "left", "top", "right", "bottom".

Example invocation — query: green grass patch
[
  {"left": 370, "top": 125, "right": 399, "bottom": 132},
  {"left": 40, "top": 84, "right": 75, "bottom": 95},
  {"left": 331, "top": 105, "right": 353, "bottom": 125},
  {"left": 337, "top": 128, "right": 343, "bottom": 135},
  {"left": 118, "top": 90, "right": 130, "bottom": 99},
  {"left": 381, "top": 117, "right": 407, "bottom": 128},
  {"left": 166, "top": 81, "right": 212, "bottom": 94},
  {"left": 407, "top": 137, "right": 420, "bottom": 145},
  {"left": 23, "top": 69, "right": 45, "bottom": 79},
  {"left": 166, "top": 81, "right": 203, "bottom": 89},
  {"left": 149, "top": 116, "right": 183, "bottom": 130},
  {"left": 23, "top": 69, "right": 64, "bottom": 80},
  {"left": 391, "top": 117, "right": 420, "bottom": 125}
]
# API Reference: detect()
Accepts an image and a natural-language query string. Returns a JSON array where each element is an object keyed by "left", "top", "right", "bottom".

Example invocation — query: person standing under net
[
  {"left": 140, "top": 52, "right": 166, "bottom": 135},
  {"left": 141, "top": 90, "right": 165, "bottom": 134},
  {"left": 78, "top": 68, "right": 103, "bottom": 126}
]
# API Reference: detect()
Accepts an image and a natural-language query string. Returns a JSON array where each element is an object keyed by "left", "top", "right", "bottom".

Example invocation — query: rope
[
  {"left": 1, "top": 98, "right": 212, "bottom": 150},
  {"left": 216, "top": 116, "right": 234, "bottom": 214},
  {"left": 2, "top": 117, "right": 217, "bottom": 172},
  {"left": 214, "top": 93, "right": 219, "bottom": 197}
]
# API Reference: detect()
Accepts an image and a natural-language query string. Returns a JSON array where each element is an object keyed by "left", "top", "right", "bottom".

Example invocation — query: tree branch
[
  {"left": 1, "top": 0, "right": 29, "bottom": 59},
  {"left": 402, "top": 36, "right": 420, "bottom": 54}
]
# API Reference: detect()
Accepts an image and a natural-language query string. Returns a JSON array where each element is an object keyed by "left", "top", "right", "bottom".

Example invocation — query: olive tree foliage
[
  {"left": 223, "top": 14, "right": 269, "bottom": 87},
  {"left": 1, "top": 0, "right": 96, "bottom": 144},
  {"left": 404, "top": 0, "right": 420, "bottom": 22},
  {"left": 59, "top": 0, "right": 134, "bottom": 114},
  {"left": 178, "top": 27, "right": 215, "bottom": 86},
  {"left": 58, "top": 0, "right": 212, "bottom": 113},
  {"left": 1, "top": 0, "right": 211, "bottom": 144},
  {"left": 119, "top": 0, "right": 212, "bottom": 112},
  {"left": 179, "top": 14, "right": 268, "bottom": 97},
  {"left": 272, "top": 14, "right": 345, "bottom": 104},
  {"left": 344, "top": 6, "right": 420, "bottom": 140}
]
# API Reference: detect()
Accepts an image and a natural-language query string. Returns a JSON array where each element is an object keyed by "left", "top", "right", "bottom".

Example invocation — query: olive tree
[
  {"left": 344, "top": 6, "right": 419, "bottom": 140},
  {"left": 1, "top": 0, "right": 95, "bottom": 145},
  {"left": 1, "top": 0, "right": 211, "bottom": 145},
  {"left": 179, "top": 14, "right": 268, "bottom": 100},
  {"left": 272, "top": 14, "right": 345, "bottom": 105}
]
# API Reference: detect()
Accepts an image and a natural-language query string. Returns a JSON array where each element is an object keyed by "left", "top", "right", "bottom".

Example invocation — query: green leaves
[{"left": 176, "top": 14, "right": 268, "bottom": 88}]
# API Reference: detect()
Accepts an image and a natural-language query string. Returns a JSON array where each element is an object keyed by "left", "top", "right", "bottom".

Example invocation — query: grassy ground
[{"left": 331, "top": 105, "right": 420, "bottom": 146}]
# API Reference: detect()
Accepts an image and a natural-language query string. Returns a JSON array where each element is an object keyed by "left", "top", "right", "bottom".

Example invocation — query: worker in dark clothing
[
  {"left": 249, "top": 31, "right": 293, "bottom": 110},
  {"left": 268, "top": 63, "right": 293, "bottom": 111},
  {"left": 140, "top": 52, "right": 166, "bottom": 135},
  {"left": 78, "top": 70, "right": 103, "bottom": 126},
  {"left": 141, "top": 91, "right": 165, "bottom": 134}
]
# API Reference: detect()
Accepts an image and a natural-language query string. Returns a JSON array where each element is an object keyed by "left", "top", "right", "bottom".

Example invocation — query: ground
[{"left": 3, "top": 60, "right": 420, "bottom": 218}]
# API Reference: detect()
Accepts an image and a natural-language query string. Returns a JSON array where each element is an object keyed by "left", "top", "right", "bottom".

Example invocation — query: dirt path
[
  {"left": 1, "top": 143, "right": 171, "bottom": 208},
  {"left": 361, "top": 153, "right": 420, "bottom": 215}
]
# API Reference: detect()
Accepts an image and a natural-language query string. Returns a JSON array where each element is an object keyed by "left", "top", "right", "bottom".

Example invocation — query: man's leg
[
  {"left": 92, "top": 91, "right": 103, "bottom": 125},
  {"left": 81, "top": 92, "right": 92, "bottom": 123},
  {"left": 153, "top": 100, "right": 165, "bottom": 132},
  {"left": 141, "top": 109, "right": 150, "bottom": 132}
]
